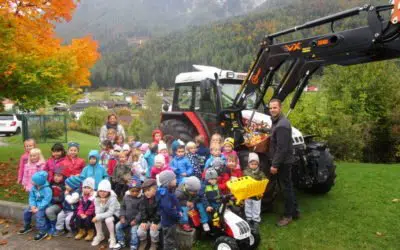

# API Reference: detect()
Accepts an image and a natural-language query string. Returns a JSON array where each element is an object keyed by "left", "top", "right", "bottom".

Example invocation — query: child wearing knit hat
[
  {"left": 222, "top": 137, "right": 241, "bottom": 170},
  {"left": 157, "top": 170, "right": 180, "bottom": 250},
  {"left": 175, "top": 176, "right": 210, "bottom": 232},
  {"left": 18, "top": 171, "right": 52, "bottom": 241},
  {"left": 54, "top": 175, "right": 82, "bottom": 237},
  {"left": 75, "top": 177, "right": 96, "bottom": 241},
  {"left": 150, "top": 154, "right": 171, "bottom": 180},
  {"left": 243, "top": 152, "right": 266, "bottom": 229}
]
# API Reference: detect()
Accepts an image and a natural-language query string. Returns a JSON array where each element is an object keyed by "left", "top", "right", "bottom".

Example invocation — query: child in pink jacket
[
  {"left": 17, "top": 139, "right": 36, "bottom": 184},
  {"left": 21, "top": 148, "right": 46, "bottom": 191}
]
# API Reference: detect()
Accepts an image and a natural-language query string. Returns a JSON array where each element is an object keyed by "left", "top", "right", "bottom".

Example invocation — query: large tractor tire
[
  {"left": 160, "top": 119, "right": 196, "bottom": 143},
  {"left": 306, "top": 144, "right": 337, "bottom": 194}
]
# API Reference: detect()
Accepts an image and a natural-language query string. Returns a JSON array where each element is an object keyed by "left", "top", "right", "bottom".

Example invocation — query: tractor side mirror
[{"left": 162, "top": 103, "right": 170, "bottom": 112}]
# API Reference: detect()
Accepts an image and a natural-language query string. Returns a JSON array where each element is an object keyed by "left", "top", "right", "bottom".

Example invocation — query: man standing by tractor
[{"left": 269, "top": 99, "right": 299, "bottom": 227}]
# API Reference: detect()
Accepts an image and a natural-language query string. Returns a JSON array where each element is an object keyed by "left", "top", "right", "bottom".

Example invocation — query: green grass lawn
[
  {"left": 0, "top": 131, "right": 99, "bottom": 202},
  {"left": 0, "top": 134, "right": 399, "bottom": 249}
]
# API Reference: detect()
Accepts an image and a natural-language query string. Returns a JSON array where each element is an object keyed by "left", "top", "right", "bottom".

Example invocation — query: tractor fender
[
  {"left": 223, "top": 209, "right": 251, "bottom": 241},
  {"left": 161, "top": 111, "right": 210, "bottom": 145}
]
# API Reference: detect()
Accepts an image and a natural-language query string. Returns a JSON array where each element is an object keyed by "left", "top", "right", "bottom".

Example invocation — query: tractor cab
[{"left": 171, "top": 65, "right": 256, "bottom": 139}]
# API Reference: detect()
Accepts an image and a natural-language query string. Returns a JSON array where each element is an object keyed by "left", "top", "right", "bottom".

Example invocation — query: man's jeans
[
  {"left": 115, "top": 222, "right": 139, "bottom": 247},
  {"left": 23, "top": 208, "right": 48, "bottom": 233},
  {"left": 278, "top": 164, "right": 298, "bottom": 217}
]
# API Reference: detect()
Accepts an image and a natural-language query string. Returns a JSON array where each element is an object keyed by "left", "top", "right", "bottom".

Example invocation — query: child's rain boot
[
  {"left": 48, "top": 220, "right": 56, "bottom": 236},
  {"left": 138, "top": 240, "right": 147, "bottom": 250},
  {"left": 84, "top": 229, "right": 95, "bottom": 241},
  {"left": 149, "top": 241, "right": 158, "bottom": 250},
  {"left": 74, "top": 228, "right": 86, "bottom": 240}
]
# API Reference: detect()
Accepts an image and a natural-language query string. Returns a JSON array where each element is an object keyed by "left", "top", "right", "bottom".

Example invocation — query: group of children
[{"left": 16, "top": 129, "right": 266, "bottom": 250}]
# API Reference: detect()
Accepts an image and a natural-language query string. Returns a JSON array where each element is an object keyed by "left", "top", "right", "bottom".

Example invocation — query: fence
[{"left": 21, "top": 115, "right": 68, "bottom": 143}]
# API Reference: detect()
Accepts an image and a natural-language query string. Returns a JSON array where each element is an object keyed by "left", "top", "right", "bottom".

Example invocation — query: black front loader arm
[{"left": 233, "top": 1, "right": 400, "bottom": 112}]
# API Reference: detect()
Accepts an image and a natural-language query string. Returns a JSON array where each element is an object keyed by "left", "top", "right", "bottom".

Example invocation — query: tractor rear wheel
[{"left": 160, "top": 119, "right": 196, "bottom": 143}]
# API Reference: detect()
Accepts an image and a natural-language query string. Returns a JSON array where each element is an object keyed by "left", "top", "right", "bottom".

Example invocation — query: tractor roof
[{"left": 175, "top": 65, "right": 247, "bottom": 84}]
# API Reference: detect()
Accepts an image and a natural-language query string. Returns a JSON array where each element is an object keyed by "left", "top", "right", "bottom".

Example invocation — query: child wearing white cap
[
  {"left": 243, "top": 152, "right": 266, "bottom": 229},
  {"left": 91, "top": 180, "right": 121, "bottom": 249},
  {"left": 75, "top": 177, "right": 96, "bottom": 241}
]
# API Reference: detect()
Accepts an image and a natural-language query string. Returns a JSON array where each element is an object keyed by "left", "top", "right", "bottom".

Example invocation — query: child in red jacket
[
  {"left": 75, "top": 177, "right": 96, "bottom": 241},
  {"left": 62, "top": 142, "right": 86, "bottom": 178}
]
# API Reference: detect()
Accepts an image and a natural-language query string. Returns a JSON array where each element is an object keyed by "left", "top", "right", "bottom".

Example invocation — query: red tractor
[{"left": 160, "top": 1, "right": 400, "bottom": 198}]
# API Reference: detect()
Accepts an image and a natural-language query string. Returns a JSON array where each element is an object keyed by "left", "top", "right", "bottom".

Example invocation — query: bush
[
  {"left": 68, "top": 120, "right": 80, "bottom": 131},
  {"left": 45, "top": 121, "right": 64, "bottom": 139},
  {"left": 78, "top": 107, "right": 109, "bottom": 136}
]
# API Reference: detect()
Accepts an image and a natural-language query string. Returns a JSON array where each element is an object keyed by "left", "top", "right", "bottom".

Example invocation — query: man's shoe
[
  {"left": 18, "top": 225, "right": 32, "bottom": 235},
  {"left": 293, "top": 210, "right": 301, "bottom": 220},
  {"left": 180, "top": 224, "right": 193, "bottom": 232},
  {"left": 34, "top": 232, "right": 48, "bottom": 241},
  {"left": 276, "top": 216, "right": 293, "bottom": 227}
]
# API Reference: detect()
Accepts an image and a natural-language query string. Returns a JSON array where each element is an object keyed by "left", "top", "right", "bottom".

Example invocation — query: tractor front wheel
[{"left": 160, "top": 119, "right": 196, "bottom": 143}]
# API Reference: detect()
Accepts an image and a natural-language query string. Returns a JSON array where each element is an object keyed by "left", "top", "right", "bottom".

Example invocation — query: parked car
[{"left": 0, "top": 114, "right": 22, "bottom": 136}]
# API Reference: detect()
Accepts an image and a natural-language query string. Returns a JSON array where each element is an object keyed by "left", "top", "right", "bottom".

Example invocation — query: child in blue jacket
[
  {"left": 157, "top": 170, "right": 180, "bottom": 250},
  {"left": 18, "top": 171, "right": 52, "bottom": 241},
  {"left": 80, "top": 150, "right": 108, "bottom": 190},
  {"left": 170, "top": 145, "right": 193, "bottom": 184}
]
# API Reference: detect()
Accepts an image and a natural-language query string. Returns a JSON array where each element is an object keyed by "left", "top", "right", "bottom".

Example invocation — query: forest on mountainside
[{"left": 89, "top": 0, "right": 389, "bottom": 89}]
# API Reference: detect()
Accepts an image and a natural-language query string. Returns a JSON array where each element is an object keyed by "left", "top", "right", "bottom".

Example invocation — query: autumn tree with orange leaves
[{"left": 0, "top": 0, "right": 100, "bottom": 110}]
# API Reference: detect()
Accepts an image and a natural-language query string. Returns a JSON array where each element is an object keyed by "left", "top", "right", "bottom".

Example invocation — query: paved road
[
  {"left": 0, "top": 135, "right": 8, "bottom": 147},
  {"left": 0, "top": 220, "right": 110, "bottom": 250}
]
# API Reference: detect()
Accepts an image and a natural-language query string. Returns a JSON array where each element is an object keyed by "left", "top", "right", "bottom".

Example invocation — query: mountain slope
[
  {"left": 90, "top": 0, "right": 389, "bottom": 89},
  {"left": 56, "top": 0, "right": 271, "bottom": 47}
]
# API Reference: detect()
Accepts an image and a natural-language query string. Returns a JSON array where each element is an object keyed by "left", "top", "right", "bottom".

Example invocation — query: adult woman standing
[{"left": 99, "top": 114, "right": 126, "bottom": 143}]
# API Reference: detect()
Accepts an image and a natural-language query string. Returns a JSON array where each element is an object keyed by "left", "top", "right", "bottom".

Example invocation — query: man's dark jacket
[{"left": 269, "top": 113, "right": 294, "bottom": 168}]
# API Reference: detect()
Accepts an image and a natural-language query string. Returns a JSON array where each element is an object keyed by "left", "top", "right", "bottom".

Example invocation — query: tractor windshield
[{"left": 220, "top": 81, "right": 256, "bottom": 109}]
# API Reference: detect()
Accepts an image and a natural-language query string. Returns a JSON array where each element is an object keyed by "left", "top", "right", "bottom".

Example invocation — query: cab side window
[{"left": 176, "top": 85, "right": 194, "bottom": 111}]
